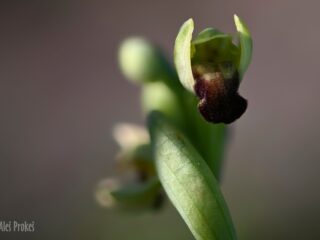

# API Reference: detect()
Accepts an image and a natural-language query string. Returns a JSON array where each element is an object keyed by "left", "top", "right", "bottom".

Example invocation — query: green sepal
[
  {"left": 174, "top": 18, "right": 195, "bottom": 92},
  {"left": 234, "top": 15, "right": 253, "bottom": 80},
  {"left": 96, "top": 177, "right": 162, "bottom": 211}
]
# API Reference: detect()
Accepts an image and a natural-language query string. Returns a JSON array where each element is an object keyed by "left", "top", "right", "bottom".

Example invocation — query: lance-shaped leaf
[
  {"left": 149, "top": 112, "right": 237, "bottom": 240},
  {"left": 234, "top": 15, "right": 253, "bottom": 80}
]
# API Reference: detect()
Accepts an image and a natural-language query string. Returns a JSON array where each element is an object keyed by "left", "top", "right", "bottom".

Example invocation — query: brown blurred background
[{"left": 0, "top": 0, "right": 319, "bottom": 239}]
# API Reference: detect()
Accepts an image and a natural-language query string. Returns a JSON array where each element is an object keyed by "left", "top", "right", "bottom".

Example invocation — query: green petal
[
  {"left": 234, "top": 15, "right": 253, "bottom": 80},
  {"left": 192, "top": 28, "right": 228, "bottom": 45},
  {"left": 174, "top": 19, "right": 195, "bottom": 93},
  {"left": 191, "top": 35, "right": 239, "bottom": 66},
  {"left": 149, "top": 112, "right": 237, "bottom": 240}
]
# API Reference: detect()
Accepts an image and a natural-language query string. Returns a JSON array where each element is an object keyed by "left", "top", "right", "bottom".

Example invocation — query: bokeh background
[{"left": 1, "top": 0, "right": 319, "bottom": 239}]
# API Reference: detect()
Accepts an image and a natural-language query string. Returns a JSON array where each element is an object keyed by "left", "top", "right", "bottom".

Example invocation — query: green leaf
[
  {"left": 149, "top": 112, "right": 237, "bottom": 240},
  {"left": 234, "top": 15, "right": 253, "bottom": 80},
  {"left": 174, "top": 18, "right": 195, "bottom": 93}
]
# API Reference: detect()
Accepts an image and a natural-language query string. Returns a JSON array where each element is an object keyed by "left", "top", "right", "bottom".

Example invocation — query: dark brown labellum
[{"left": 193, "top": 69, "right": 247, "bottom": 124}]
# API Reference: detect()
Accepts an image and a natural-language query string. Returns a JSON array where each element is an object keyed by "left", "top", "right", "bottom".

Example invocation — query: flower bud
[{"left": 119, "top": 37, "right": 174, "bottom": 84}]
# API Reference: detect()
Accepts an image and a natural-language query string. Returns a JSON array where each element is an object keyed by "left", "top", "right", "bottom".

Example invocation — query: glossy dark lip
[{"left": 193, "top": 70, "right": 247, "bottom": 124}]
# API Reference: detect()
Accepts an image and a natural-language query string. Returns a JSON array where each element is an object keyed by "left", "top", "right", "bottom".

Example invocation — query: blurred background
[{"left": 1, "top": 0, "right": 319, "bottom": 239}]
